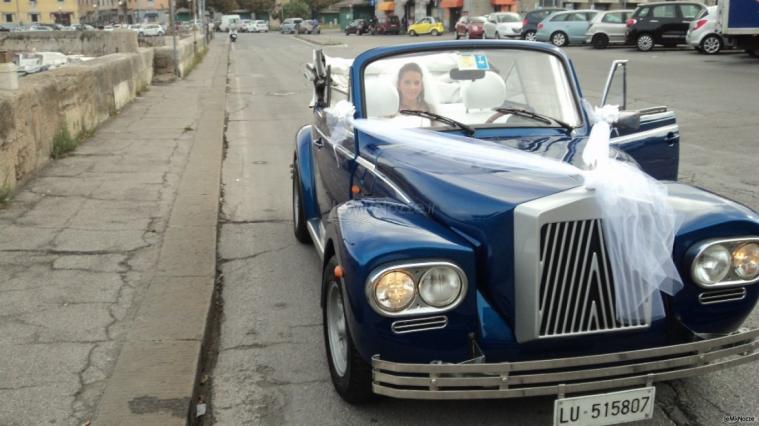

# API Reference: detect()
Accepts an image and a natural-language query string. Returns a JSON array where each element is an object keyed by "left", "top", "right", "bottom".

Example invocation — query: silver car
[
  {"left": 483, "top": 12, "right": 523, "bottom": 39},
  {"left": 686, "top": 6, "right": 725, "bottom": 54},
  {"left": 584, "top": 9, "right": 633, "bottom": 49}
]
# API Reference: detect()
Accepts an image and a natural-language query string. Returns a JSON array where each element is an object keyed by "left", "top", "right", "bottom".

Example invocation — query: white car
[
  {"left": 139, "top": 24, "right": 165, "bottom": 37},
  {"left": 483, "top": 12, "right": 523, "bottom": 39},
  {"left": 252, "top": 20, "right": 269, "bottom": 32},
  {"left": 686, "top": 6, "right": 726, "bottom": 54}
]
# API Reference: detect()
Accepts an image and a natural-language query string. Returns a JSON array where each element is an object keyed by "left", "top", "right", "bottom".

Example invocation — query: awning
[
  {"left": 491, "top": 0, "right": 515, "bottom": 4},
  {"left": 378, "top": 1, "right": 395, "bottom": 11},
  {"left": 439, "top": 0, "right": 464, "bottom": 8}
]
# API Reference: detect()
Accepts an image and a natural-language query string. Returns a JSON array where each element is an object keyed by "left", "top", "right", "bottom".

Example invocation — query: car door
[
  {"left": 651, "top": 4, "right": 679, "bottom": 44},
  {"left": 312, "top": 88, "right": 356, "bottom": 219},
  {"left": 602, "top": 61, "right": 679, "bottom": 180},
  {"left": 567, "top": 12, "right": 593, "bottom": 42}
]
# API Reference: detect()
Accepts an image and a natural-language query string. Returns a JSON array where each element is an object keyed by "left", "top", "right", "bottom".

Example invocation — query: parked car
[
  {"left": 484, "top": 12, "right": 523, "bottom": 39},
  {"left": 281, "top": 17, "right": 304, "bottom": 34},
  {"left": 373, "top": 15, "right": 401, "bottom": 35},
  {"left": 238, "top": 19, "right": 252, "bottom": 32},
  {"left": 585, "top": 9, "right": 634, "bottom": 48},
  {"left": 345, "top": 19, "right": 369, "bottom": 35},
  {"left": 625, "top": 1, "right": 706, "bottom": 51},
  {"left": 408, "top": 16, "right": 444, "bottom": 36},
  {"left": 454, "top": 15, "right": 471, "bottom": 39},
  {"left": 686, "top": 6, "right": 725, "bottom": 54},
  {"left": 535, "top": 10, "right": 598, "bottom": 47},
  {"left": 71, "top": 24, "right": 95, "bottom": 31},
  {"left": 521, "top": 7, "right": 565, "bottom": 41},
  {"left": 297, "top": 42, "right": 759, "bottom": 410},
  {"left": 0, "top": 23, "right": 22, "bottom": 32},
  {"left": 139, "top": 23, "right": 164, "bottom": 37},
  {"left": 465, "top": 16, "right": 487, "bottom": 39},
  {"left": 303, "top": 19, "right": 320, "bottom": 34},
  {"left": 29, "top": 25, "right": 53, "bottom": 31},
  {"left": 252, "top": 20, "right": 269, "bottom": 33}
]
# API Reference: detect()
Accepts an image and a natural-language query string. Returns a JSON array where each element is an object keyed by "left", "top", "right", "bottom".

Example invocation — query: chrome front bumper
[{"left": 372, "top": 328, "right": 759, "bottom": 400}]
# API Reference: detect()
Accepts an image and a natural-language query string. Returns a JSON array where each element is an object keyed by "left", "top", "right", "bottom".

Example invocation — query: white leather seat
[
  {"left": 462, "top": 71, "right": 507, "bottom": 122},
  {"left": 365, "top": 78, "right": 399, "bottom": 118}
]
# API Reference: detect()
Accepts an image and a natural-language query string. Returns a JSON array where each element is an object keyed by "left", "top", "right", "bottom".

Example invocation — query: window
[
  {"left": 652, "top": 5, "right": 676, "bottom": 18},
  {"left": 551, "top": 13, "right": 569, "bottom": 22},
  {"left": 602, "top": 12, "right": 624, "bottom": 24},
  {"left": 679, "top": 4, "right": 702, "bottom": 19},
  {"left": 636, "top": 7, "right": 650, "bottom": 18},
  {"left": 4, "top": 13, "right": 13, "bottom": 22},
  {"left": 568, "top": 13, "right": 589, "bottom": 22},
  {"left": 30, "top": 13, "right": 39, "bottom": 22}
]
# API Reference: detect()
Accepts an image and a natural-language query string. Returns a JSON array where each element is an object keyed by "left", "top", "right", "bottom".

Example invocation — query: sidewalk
[{"left": 0, "top": 37, "right": 227, "bottom": 425}]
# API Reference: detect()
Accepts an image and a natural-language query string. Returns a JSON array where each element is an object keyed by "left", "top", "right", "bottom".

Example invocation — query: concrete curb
[
  {"left": 294, "top": 34, "right": 345, "bottom": 46},
  {"left": 93, "top": 40, "right": 228, "bottom": 425}
]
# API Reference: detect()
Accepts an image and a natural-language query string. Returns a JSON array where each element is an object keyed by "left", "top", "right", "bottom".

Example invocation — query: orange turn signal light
[
  {"left": 334, "top": 265, "right": 345, "bottom": 278},
  {"left": 351, "top": 185, "right": 361, "bottom": 194}
]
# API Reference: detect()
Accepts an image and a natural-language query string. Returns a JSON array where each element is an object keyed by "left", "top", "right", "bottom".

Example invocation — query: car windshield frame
[{"left": 357, "top": 44, "right": 585, "bottom": 133}]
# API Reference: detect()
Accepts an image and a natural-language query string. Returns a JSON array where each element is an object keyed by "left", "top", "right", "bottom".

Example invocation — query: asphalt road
[{"left": 210, "top": 31, "right": 759, "bottom": 425}]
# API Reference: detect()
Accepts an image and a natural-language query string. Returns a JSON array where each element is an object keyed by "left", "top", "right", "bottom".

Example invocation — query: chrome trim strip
[
  {"left": 391, "top": 316, "right": 448, "bottom": 334},
  {"left": 610, "top": 124, "right": 678, "bottom": 145},
  {"left": 355, "top": 156, "right": 413, "bottom": 205},
  {"left": 691, "top": 237, "right": 759, "bottom": 288},
  {"left": 699, "top": 288, "right": 747, "bottom": 305},
  {"left": 370, "top": 328, "right": 759, "bottom": 400},
  {"left": 306, "top": 219, "right": 325, "bottom": 259},
  {"left": 365, "top": 261, "right": 468, "bottom": 318}
]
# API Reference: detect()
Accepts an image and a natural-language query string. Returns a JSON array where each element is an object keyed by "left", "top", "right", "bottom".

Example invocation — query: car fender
[
  {"left": 323, "top": 199, "right": 480, "bottom": 363},
  {"left": 293, "top": 125, "right": 319, "bottom": 221}
]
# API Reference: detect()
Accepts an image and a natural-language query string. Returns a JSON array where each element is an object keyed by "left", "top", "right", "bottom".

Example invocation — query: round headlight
[
  {"left": 733, "top": 243, "right": 759, "bottom": 281},
  {"left": 693, "top": 244, "right": 731, "bottom": 285},
  {"left": 418, "top": 267, "right": 462, "bottom": 307},
  {"left": 374, "top": 271, "right": 415, "bottom": 312}
]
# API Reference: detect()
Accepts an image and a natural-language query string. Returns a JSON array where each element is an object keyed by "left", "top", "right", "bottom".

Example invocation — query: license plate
[{"left": 553, "top": 387, "right": 656, "bottom": 426}]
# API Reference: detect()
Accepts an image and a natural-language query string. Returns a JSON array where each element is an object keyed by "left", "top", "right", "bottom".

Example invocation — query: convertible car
[{"left": 293, "top": 40, "right": 759, "bottom": 423}]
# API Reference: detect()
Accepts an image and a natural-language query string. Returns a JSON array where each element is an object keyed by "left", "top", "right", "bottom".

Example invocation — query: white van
[{"left": 220, "top": 15, "right": 241, "bottom": 32}]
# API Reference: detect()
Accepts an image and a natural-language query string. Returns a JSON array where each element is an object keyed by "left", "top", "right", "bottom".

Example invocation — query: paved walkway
[{"left": 0, "top": 37, "right": 227, "bottom": 425}]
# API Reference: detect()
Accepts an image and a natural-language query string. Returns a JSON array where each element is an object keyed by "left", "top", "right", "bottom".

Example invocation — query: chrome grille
[
  {"left": 699, "top": 288, "right": 747, "bottom": 305},
  {"left": 538, "top": 219, "right": 650, "bottom": 337},
  {"left": 391, "top": 316, "right": 447, "bottom": 334}
]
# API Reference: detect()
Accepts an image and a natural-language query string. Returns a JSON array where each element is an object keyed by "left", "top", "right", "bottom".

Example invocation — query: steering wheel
[{"left": 486, "top": 101, "right": 534, "bottom": 124}]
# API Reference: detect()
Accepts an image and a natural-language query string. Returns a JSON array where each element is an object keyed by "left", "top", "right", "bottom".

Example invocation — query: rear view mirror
[
  {"left": 601, "top": 60, "right": 628, "bottom": 110},
  {"left": 615, "top": 111, "right": 640, "bottom": 132},
  {"left": 450, "top": 69, "right": 485, "bottom": 80}
]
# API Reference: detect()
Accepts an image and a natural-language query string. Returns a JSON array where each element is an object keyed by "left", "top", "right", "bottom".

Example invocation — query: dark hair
[{"left": 397, "top": 62, "right": 432, "bottom": 112}]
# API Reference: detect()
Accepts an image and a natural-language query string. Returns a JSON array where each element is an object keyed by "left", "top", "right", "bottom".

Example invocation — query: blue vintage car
[{"left": 293, "top": 40, "right": 759, "bottom": 422}]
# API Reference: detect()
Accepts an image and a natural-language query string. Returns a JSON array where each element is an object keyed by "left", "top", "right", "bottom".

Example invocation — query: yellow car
[{"left": 408, "top": 17, "right": 445, "bottom": 36}]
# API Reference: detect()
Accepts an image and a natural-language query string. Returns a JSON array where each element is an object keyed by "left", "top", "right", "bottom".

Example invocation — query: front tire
[
  {"left": 323, "top": 256, "right": 373, "bottom": 403},
  {"left": 551, "top": 31, "right": 568, "bottom": 47},
  {"left": 636, "top": 33, "right": 654, "bottom": 51},
  {"left": 409, "top": 29, "right": 417, "bottom": 36},
  {"left": 700, "top": 34, "right": 722, "bottom": 55},
  {"left": 292, "top": 163, "right": 310, "bottom": 244},
  {"left": 524, "top": 30, "right": 536, "bottom": 41},
  {"left": 431, "top": 29, "right": 439, "bottom": 36}
]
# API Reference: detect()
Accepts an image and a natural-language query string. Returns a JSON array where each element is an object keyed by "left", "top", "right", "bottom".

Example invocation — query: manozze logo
[{"left": 723, "top": 415, "right": 757, "bottom": 424}]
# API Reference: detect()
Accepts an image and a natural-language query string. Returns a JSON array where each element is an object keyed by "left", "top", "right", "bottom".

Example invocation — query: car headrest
[
  {"left": 365, "top": 78, "right": 399, "bottom": 118},
  {"left": 463, "top": 71, "right": 507, "bottom": 111}
]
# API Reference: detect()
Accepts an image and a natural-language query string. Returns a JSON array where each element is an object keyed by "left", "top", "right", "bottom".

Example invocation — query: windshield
[{"left": 362, "top": 48, "right": 581, "bottom": 129}]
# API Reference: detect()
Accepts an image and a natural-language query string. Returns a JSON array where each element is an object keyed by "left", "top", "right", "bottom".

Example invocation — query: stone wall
[
  {"left": 153, "top": 33, "right": 208, "bottom": 82},
  {"left": 0, "top": 48, "right": 153, "bottom": 191},
  {"left": 0, "top": 31, "right": 138, "bottom": 56}
]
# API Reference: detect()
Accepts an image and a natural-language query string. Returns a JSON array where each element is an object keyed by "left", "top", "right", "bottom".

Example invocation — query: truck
[
  {"left": 219, "top": 14, "right": 241, "bottom": 32},
  {"left": 719, "top": 0, "right": 759, "bottom": 57}
]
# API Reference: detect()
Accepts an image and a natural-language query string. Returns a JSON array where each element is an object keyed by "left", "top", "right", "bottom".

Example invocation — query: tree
[
  {"left": 282, "top": 0, "right": 309, "bottom": 19},
  {"left": 239, "top": 0, "right": 275, "bottom": 16},
  {"left": 207, "top": 0, "right": 239, "bottom": 13},
  {"left": 304, "top": 0, "right": 341, "bottom": 19}
]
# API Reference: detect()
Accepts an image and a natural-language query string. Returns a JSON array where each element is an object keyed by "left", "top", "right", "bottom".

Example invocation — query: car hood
[{"left": 358, "top": 131, "right": 655, "bottom": 323}]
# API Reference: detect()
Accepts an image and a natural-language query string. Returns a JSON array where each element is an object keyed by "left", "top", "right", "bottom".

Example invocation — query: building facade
[
  {"left": 1, "top": 0, "right": 80, "bottom": 26},
  {"left": 78, "top": 0, "right": 169, "bottom": 25}
]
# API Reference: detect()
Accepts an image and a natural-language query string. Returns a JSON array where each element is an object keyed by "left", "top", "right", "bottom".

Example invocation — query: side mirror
[{"left": 601, "top": 59, "right": 628, "bottom": 110}]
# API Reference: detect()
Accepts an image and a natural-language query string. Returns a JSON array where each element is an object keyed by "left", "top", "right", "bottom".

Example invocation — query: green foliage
[
  {"left": 51, "top": 127, "right": 78, "bottom": 159},
  {"left": 239, "top": 0, "right": 275, "bottom": 16},
  {"left": 207, "top": 0, "right": 239, "bottom": 13},
  {"left": 282, "top": 0, "right": 309, "bottom": 19},
  {"left": 0, "top": 180, "right": 11, "bottom": 205}
]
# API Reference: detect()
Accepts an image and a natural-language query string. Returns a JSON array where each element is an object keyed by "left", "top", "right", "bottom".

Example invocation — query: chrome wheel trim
[
  {"left": 638, "top": 35, "right": 653, "bottom": 51},
  {"left": 552, "top": 32, "right": 566, "bottom": 46},
  {"left": 327, "top": 281, "right": 348, "bottom": 377},
  {"left": 525, "top": 31, "right": 536, "bottom": 41},
  {"left": 702, "top": 36, "right": 720, "bottom": 54}
]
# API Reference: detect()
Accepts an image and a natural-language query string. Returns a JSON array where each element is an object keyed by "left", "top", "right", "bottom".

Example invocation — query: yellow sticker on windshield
[{"left": 458, "top": 54, "right": 490, "bottom": 71}]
